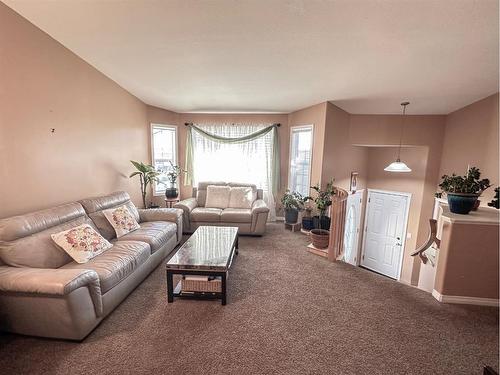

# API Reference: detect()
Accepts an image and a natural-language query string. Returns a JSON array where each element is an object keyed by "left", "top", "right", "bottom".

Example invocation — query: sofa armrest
[
  {"left": 251, "top": 199, "right": 269, "bottom": 214},
  {"left": 173, "top": 198, "right": 197, "bottom": 214},
  {"left": 174, "top": 198, "right": 198, "bottom": 233},
  {"left": 0, "top": 266, "right": 103, "bottom": 316},
  {"left": 137, "top": 208, "right": 183, "bottom": 243}
]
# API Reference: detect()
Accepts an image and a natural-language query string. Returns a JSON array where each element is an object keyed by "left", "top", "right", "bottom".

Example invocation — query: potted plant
[
  {"left": 165, "top": 161, "right": 186, "bottom": 199},
  {"left": 487, "top": 187, "right": 499, "bottom": 209},
  {"left": 301, "top": 204, "right": 314, "bottom": 231},
  {"left": 306, "top": 180, "right": 336, "bottom": 249},
  {"left": 438, "top": 167, "right": 491, "bottom": 214},
  {"left": 281, "top": 190, "right": 305, "bottom": 223},
  {"left": 129, "top": 161, "right": 161, "bottom": 208}
]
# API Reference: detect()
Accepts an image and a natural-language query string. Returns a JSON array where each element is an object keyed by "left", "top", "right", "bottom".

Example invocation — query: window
[
  {"left": 151, "top": 124, "right": 177, "bottom": 195},
  {"left": 190, "top": 123, "right": 276, "bottom": 220},
  {"left": 288, "top": 125, "right": 313, "bottom": 196}
]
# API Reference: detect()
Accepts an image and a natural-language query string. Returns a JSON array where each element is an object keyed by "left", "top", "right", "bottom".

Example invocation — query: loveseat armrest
[
  {"left": 251, "top": 199, "right": 269, "bottom": 214},
  {"left": 174, "top": 198, "right": 198, "bottom": 214},
  {"left": 251, "top": 199, "right": 269, "bottom": 235},
  {"left": 174, "top": 198, "right": 198, "bottom": 233},
  {"left": 0, "top": 266, "right": 103, "bottom": 316},
  {"left": 137, "top": 208, "right": 183, "bottom": 243}
]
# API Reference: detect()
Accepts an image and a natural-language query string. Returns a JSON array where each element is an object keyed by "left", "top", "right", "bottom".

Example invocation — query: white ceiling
[{"left": 4, "top": 0, "right": 499, "bottom": 114}]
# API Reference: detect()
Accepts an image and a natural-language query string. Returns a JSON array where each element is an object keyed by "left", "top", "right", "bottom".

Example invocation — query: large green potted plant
[
  {"left": 165, "top": 161, "right": 187, "bottom": 199},
  {"left": 306, "top": 180, "right": 336, "bottom": 249},
  {"left": 306, "top": 181, "right": 335, "bottom": 230},
  {"left": 438, "top": 167, "right": 490, "bottom": 214},
  {"left": 281, "top": 190, "right": 305, "bottom": 224},
  {"left": 129, "top": 160, "right": 161, "bottom": 208}
]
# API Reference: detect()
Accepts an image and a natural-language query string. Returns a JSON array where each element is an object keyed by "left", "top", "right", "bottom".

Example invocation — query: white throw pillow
[
  {"left": 102, "top": 205, "right": 140, "bottom": 238},
  {"left": 229, "top": 187, "right": 256, "bottom": 209},
  {"left": 205, "top": 185, "right": 231, "bottom": 209},
  {"left": 51, "top": 224, "right": 112, "bottom": 264}
]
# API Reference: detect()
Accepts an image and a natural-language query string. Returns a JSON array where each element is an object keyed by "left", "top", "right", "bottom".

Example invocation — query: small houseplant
[
  {"left": 438, "top": 167, "right": 490, "bottom": 214},
  {"left": 488, "top": 187, "right": 499, "bottom": 209},
  {"left": 306, "top": 180, "right": 336, "bottom": 249},
  {"left": 165, "top": 161, "right": 186, "bottom": 199},
  {"left": 281, "top": 190, "right": 305, "bottom": 224},
  {"left": 129, "top": 161, "right": 161, "bottom": 208}
]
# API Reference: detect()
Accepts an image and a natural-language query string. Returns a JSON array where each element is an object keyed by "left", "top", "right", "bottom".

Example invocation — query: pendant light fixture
[{"left": 384, "top": 101, "right": 412, "bottom": 173}]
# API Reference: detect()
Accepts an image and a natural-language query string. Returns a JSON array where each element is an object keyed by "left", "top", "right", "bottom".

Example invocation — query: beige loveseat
[
  {"left": 174, "top": 182, "right": 269, "bottom": 235},
  {"left": 0, "top": 191, "right": 182, "bottom": 340}
]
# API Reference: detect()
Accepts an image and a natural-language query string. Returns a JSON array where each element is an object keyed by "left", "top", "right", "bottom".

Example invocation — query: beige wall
[
  {"left": 288, "top": 103, "right": 327, "bottom": 188},
  {"left": 439, "top": 93, "right": 499, "bottom": 205},
  {"left": 435, "top": 220, "right": 499, "bottom": 299},
  {"left": 0, "top": 3, "right": 149, "bottom": 218},
  {"left": 322, "top": 103, "right": 368, "bottom": 191}
]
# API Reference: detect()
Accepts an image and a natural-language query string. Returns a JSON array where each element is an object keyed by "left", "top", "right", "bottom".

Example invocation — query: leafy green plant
[
  {"left": 488, "top": 187, "right": 499, "bottom": 209},
  {"left": 439, "top": 167, "right": 491, "bottom": 195},
  {"left": 166, "top": 161, "right": 187, "bottom": 187},
  {"left": 129, "top": 160, "right": 161, "bottom": 208},
  {"left": 281, "top": 190, "right": 306, "bottom": 211},
  {"left": 306, "top": 180, "right": 336, "bottom": 217}
]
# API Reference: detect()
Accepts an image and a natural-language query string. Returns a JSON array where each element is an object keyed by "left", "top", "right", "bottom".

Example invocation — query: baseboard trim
[{"left": 432, "top": 290, "right": 499, "bottom": 307}]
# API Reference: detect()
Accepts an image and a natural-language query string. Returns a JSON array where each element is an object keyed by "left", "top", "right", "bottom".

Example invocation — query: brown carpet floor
[{"left": 0, "top": 223, "right": 498, "bottom": 374}]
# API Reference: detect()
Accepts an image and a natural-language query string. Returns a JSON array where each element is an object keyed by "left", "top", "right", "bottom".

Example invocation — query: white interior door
[
  {"left": 343, "top": 190, "right": 363, "bottom": 265},
  {"left": 361, "top": 190, "right": 410, "bottom": 279}
]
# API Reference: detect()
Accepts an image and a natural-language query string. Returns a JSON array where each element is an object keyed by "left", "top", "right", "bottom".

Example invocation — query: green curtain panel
[{"left": 184, "top": 124, "right": 281, "bottom": 195}]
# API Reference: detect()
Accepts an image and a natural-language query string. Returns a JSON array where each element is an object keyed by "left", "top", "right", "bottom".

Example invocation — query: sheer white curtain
[{"left": 191, "top": 123, "right": 276, "bottom": 221}]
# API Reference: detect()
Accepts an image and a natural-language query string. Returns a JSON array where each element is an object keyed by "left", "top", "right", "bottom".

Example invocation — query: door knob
[{"left": 396, "top": 242, "right": 402, "bottom": 246}]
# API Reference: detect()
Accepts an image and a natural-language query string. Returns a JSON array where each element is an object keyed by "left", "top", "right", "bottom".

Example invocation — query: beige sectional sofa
[
  {"left": 0, "top": 191, "right": 182, "bottom": 340},
  {"left": 174, "top": 182, "right": 269, "bottom": 235}
]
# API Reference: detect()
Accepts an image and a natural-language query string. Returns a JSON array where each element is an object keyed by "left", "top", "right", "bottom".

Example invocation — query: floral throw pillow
[
  {"left": 102, "top": 205, "right": 140, "bottom": 238},
  {"left": 51, "top": 224, "right": 112, "bottom": 264}
]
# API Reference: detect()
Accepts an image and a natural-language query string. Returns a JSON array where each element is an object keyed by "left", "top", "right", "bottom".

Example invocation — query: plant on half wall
[
  {"left": 488, "top": 187, "right": 499, "bottom": 209},
  {"left": 438, "top": 167, "right": 491, "bottom": 214},
  {"left": 129, "top": 160, "right": 161, "bottom": 208}
]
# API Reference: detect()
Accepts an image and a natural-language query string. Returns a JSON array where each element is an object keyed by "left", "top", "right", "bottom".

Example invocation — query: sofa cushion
[
  {"left": 51, "top": 224, "right": 112, "bottom": 264},
  {"left": 228, "top": 187, "right": 256, "bottom": 209},
  {"left": 205, "top": 185, "right": 231, "bottom": 209},
  {"left": 102, "top": 205, "right": 140, "bottom": 238},
  {"left": 0, "top": 203, "right": 92, "bottom": 268},
  {"left": 79, "top": 191, "right": 140, "bottom": 241},
  {"left": 196, "top": 181, "right": 226, "bottom": 207},
  {"left": 117, "top": 221, "right": 177, "bottom": 254},
  {"left": 221, "top": 208, "right": 252, "bottom": 223},
  {"left": 190, "top": 208, "right": 222, "bottom": 222},
  {"left": 60, "top": 240, "right": 150, "bottom": 293}
]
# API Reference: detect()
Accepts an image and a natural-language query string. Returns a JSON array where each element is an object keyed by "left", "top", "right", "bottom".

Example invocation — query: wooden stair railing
[
  {"left": 328, "top": 187, "right": 349, "bottom": 262},
  {"left": 410, "top": 219, "right": 441, "bottom": 264}
]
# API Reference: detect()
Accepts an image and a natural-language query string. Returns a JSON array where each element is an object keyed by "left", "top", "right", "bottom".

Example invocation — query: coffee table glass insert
[{"left": 166, "top": 226, "right": 238, "bottom": 305}]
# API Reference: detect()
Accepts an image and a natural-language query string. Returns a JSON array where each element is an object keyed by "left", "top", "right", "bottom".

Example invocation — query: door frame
[{"left": 360, "top": 189, "right": 411, "bottom": 280}]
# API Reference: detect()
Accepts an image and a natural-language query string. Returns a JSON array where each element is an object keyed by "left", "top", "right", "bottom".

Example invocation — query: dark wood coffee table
[{"left": 166, "top": 226, "right": 238, "bottom": 305}]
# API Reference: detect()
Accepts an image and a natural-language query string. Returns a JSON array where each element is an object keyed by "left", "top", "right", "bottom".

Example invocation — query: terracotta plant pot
[{"left": 310, "top": 229, "right": 330, "bottom": 249}]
